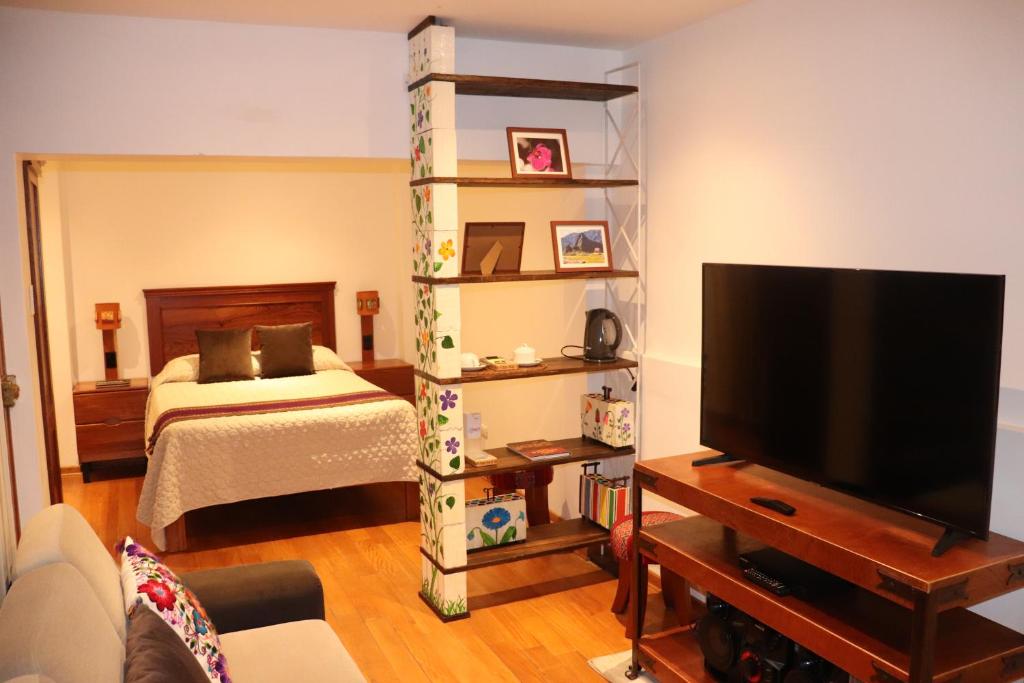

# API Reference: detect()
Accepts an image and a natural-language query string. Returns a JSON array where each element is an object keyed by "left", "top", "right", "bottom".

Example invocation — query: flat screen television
[{"left": 700, "top": 264, "right": 1004, "bottom": 541}]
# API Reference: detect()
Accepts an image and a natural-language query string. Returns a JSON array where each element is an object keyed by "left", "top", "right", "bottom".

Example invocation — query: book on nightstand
[{"left": 506, "top": 440, "right": 570, "bottom": 462}]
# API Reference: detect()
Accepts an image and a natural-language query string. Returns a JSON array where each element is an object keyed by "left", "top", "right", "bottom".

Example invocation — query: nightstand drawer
[
  {"left": 73, "top": 388, "right": 148, "bottom": 425},
  {"left": 76, "top": 420, "right": 146, "bottom": 463}
]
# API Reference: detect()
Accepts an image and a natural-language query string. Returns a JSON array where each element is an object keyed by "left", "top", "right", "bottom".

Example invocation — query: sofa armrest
[{"left": 180, "top": 560, "right": 324, "bottom": 634}]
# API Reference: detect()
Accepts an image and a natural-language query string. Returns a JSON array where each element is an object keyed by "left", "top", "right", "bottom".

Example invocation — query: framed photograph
[
  {"left": 461, "top": 222, "right": 526, "bottom": 275},
  {"left": 506, "top": 127, "right": 572, "bottom": 179},
  {"left": 550, "top": 220, "right": 613, "bottom": 273}
]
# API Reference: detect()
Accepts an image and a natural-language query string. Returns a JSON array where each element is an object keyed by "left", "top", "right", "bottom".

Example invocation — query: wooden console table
[{"left": 628, "top": 451, "right": 1024, "bottom": 683}]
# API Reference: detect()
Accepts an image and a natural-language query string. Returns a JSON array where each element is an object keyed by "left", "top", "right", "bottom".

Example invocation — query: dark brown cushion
[
  {"left": 124, "top": 607, "right": 210, "bottom": 683},
  {"left": 257, "top": 323, "right": 314, "bottom": 379},
  {"left": 196, "top": 327, "right": 255, "bottom": 384}
]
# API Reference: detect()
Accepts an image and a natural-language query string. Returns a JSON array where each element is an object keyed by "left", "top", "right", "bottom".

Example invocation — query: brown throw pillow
[
  {"left": 196, "top": 327, "right": 255, "bottom": 384},
  {"left": 257, "top": 322, "right": 315, "bottom": 378},
  {"left": 124, "top": 607, "right": 210, "bottom": 683}
]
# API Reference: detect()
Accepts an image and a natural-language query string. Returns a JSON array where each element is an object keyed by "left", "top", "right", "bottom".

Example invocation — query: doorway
[{"left": 22, "top": 160, "right": 63, "bottom": 505}]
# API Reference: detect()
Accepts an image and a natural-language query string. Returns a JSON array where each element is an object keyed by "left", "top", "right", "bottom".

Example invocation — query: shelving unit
[
  {"left": 407, "top": 16, "right": 643, "bottom": 621},
  {"left": 417, "top": 436, "right": 635, "bottom": 482},
  {"left": 409, "top": 177, "right": 638, "bottom": 188},
  {"left": 629, "top": 452, "right": 1024, "bottom": 683},
  {"left": 407, "top": 73, "right": 638, "bottom": 101},
  {"left": 415, "top": 356, "right": 639, "bottom": 386},
  {"left": 412, "top": 268, "right": 639, "bottom": 285}
]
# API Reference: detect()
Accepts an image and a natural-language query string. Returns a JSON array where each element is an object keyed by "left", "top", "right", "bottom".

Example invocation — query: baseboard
[{"left": 60, "top": 466, "right": 81, "bottom": 477}]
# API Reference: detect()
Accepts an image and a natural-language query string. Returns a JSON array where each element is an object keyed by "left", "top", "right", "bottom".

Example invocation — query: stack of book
[{"left": 506, "top": 440, "right": 570, "bottom": 462}]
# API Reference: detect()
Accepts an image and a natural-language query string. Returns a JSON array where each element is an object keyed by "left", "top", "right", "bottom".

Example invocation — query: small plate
[
  {"left": 462, "top": 364, "right": 487, "bottom": 372},
  {"left": 516, "top": 360, "right": 543, "bottom": 367}
]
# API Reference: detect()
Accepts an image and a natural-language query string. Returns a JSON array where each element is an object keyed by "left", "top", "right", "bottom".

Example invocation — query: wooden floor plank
[{"left": 61, "top": 472, "right": 669, "bottom": 681}]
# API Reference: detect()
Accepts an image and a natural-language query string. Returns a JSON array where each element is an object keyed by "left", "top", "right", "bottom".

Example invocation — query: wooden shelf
[
  {"left": 409, "top": 177, "right": 638, "bottom": 188},
  {"left": 635, "top": 452, "right": 1024, "bottom": 610},
  {"left": 408, "top": 73, "right": 638, "bottom": 102},
  {"left": 422, "top": 517, "right": 609, "bottom": 574},
  {"left": 638, "top": 627, "right": 717, "bottom": 683},
  {"left": 415, "top": 356, "right": 638, "bottom": 386},
  {"left": 417, "top": 437, "right": 634, "bottom": 482},
  {"left": 641, "top": 516, "right": 1024, "bottom": 683},
  {"left": 412, "top": 269, "right": 639, "bottom": 285}
]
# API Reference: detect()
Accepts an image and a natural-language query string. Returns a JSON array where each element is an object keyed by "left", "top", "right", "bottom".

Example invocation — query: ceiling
[{"left": 0, "top": 0, "right": 751, "bottom": 48}]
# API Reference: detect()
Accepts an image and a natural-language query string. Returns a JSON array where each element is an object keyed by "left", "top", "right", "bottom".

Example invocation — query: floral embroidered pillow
[{"left": 118, "top": 536, "right": 231, "bottom": 683}]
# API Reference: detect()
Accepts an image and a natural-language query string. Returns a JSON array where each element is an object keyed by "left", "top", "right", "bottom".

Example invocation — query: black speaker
[
  {"left": 782, "top": 645, "right": 847, "bottom": 683},
  {"left": 696, "top": 595, "right": 740, "bottom": 676},
  {"left": 696, "top": 595, "right": 792, "bottom": 682}
]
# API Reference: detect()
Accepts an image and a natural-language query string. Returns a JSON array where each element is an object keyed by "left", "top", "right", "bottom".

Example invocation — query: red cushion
[{"left": 610, "top": 511, "right": 684, "bottom": 561}]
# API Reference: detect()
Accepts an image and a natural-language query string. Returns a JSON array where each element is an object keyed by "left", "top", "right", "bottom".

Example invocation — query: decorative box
[
  {"left": 579, "top": 462, "right": 630, "bottom": 529},
  {"left": 466, "top": 490, "right": 527, "bottom": 550},
  {"left": 581, "top": 387, "right": 635, "bottom": 448}
]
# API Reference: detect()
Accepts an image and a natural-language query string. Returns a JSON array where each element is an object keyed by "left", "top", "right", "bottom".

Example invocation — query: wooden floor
[{"left": 63, "top": 471, "right": 677, "bottom": 682}]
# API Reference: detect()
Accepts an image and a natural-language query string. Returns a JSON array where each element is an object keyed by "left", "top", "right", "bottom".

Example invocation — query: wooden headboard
[{"left": 143, "top": 282, "right": 337, "bottom": 373}]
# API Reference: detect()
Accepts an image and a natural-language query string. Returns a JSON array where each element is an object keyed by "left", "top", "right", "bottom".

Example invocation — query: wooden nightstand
[
  {"left": 347, "top": 359, "right": 414, "bottom": 404},
  {"left": 72, "top": 378, "right": 149, "bottom": 482}
]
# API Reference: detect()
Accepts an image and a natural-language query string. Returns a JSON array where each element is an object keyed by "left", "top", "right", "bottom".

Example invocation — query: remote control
[
  {"left": 742, "top": 566, "right": 791, "bottom": 596},
  {"left": 750, "top": 496, "right": 796, "bottom": 516}
]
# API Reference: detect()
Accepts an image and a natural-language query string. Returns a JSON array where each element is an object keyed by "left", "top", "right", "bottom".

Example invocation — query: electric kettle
[{"left": 584, "top": 309, "right": 623, "bottom": 362}]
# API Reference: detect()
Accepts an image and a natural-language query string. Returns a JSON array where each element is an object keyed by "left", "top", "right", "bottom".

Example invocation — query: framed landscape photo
[
  {"left": 550, "top": 220, "right": 613, "bottom": 273},
  {"left": 506, "top": 127, "right": 572, "bottom": 179}
]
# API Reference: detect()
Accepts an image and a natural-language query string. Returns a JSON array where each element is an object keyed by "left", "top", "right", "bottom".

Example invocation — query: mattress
[{"left": 138, "top": 355, "right": 418, "bottom": 549}]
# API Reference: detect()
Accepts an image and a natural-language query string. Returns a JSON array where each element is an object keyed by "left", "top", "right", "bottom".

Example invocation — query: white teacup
[
  {"left": 513, "top": 343, "right": 537, "bottom": 365},
  {"left": 461, "top": 352, "right": 481, "bottom": 368}
]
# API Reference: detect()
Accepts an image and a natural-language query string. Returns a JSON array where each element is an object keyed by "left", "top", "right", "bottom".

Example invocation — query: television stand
[
  {"left": 691, "top": 452, "right": 743, "bottom": 467},
  {"left": 629, "top": 451, "right": 1024, "bottom": 683},
  {"left": 932, "top": 527, "right": 972, "bottom": 557}
]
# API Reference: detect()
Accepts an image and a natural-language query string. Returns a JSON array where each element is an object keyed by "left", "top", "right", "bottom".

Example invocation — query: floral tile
[
  {"left": 410, "top": 82, "right": 455, "bottom": 135},
  {"left": 420, "top": 556, "right": 467, "bottom": 618},
  {"left": 408, "top": 25, "right": 455, "bottom": 83}
]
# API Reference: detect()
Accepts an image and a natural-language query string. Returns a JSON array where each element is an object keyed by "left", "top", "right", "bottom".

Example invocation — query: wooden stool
[{"left": 610, "top": 511, "right": 690, "bottom": 636}]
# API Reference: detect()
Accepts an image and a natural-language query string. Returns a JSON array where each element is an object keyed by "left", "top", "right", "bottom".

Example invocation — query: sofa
[{"left": 0, "top": 504, "right": 366, "bottom": 682}]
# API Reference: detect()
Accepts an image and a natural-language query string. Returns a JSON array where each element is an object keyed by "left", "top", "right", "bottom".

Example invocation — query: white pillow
[
  {"left": 153, "top": 353, "right": 261, "bottom": 385},
  {"left": 313, "top": 345, "right": 352, "bottom": 372}
]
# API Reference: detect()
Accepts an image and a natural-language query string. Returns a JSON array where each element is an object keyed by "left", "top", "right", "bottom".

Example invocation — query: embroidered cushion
[{"left": 118, "top": 536, "right": 231, "bottom": 683}]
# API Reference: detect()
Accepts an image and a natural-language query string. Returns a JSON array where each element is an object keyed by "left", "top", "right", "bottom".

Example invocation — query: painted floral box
[
  {"left": 466, "top": 492, "right": 527, "bottom": 550},
  {"left": 581, "top": 392, "right": 635, "bottom": 448}
]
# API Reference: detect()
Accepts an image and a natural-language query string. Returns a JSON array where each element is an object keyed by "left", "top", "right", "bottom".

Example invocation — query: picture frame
[
  {"left": 506, "top": 127, "right": 572, "bottom": 179},
  {"left": 550, "top": 220, "right": 613, "bottom": 273},
  {"left": 461, "top": 222, "right": 526, "bottom": 275}
]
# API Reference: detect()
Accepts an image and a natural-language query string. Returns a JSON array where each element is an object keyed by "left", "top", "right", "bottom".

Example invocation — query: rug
[{"left": 587, "top": 650, "right": 659, "bottom": 682}]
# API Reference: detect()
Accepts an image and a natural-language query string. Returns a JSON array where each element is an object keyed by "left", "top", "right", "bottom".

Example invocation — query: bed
[{"left": 138, "top": 282, "right": 418, "bottom": 551}]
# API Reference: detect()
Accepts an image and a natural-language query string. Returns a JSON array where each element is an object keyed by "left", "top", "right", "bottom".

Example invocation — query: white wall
[
  {"left": 0, "top": 6, "right": 620, "bottom": 518},
  {"left": 629, "top": 0, "right": 1024, "bottom": 630}
]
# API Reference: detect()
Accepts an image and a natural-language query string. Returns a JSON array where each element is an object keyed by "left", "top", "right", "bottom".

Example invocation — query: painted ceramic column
[{"left": 408, "top": 19, "right": 468, "bottom": 620}]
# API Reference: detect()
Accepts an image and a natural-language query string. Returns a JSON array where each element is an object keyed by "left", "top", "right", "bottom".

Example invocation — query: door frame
[
  {"left": 21, "top": 160, "right": 63, "bottom": 505},
  {"left": 0, "top": 297, "right": 20, "bottom": 540}
]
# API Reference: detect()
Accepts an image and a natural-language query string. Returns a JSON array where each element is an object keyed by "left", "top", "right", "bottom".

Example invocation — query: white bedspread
[{"left": 138, "top": 366, "right": 418, "bottom": 549}]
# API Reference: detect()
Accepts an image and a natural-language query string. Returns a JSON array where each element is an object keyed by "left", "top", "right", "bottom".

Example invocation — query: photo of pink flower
[{"left": 507, "top": 128, "right": 571, "bottom": 179}]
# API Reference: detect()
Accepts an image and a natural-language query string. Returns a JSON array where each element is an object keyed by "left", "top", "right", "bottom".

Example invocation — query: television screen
[{"left": 700, "top": 264, "right": 1004, "bottom": 539}]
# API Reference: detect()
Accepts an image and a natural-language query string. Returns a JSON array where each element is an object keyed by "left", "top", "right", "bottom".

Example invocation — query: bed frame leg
[
  {"left": 164, "top": 515, "right": 188, "bottom": 553},
  {"left": 404, "top": 481, "right": 420, "bottom": 522}
]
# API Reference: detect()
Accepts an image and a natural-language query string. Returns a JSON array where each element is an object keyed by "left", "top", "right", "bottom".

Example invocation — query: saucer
[
  {"left": 516, "top": 360, "right": 542, "bottom": 367},
  {"left": 462, "top": 364, "right": 486, "bottom": 372}
]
